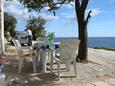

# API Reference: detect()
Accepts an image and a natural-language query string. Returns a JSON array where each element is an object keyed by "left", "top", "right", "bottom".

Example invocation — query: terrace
[{"left": 4, "top": 44, "right": 115, "bottom": 86}]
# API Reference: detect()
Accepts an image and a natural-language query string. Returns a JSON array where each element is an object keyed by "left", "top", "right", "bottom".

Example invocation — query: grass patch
[{"left": 94, "top": 47, "right": 115, "bottom": 51}]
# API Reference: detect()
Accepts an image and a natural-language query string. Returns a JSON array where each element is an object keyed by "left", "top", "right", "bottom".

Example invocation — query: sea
[{"left": 54, "top": 37, "right": 115, "bottom": 48}]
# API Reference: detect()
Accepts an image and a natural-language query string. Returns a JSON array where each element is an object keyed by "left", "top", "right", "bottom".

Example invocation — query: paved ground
[{"left": 4, "top": 46, "right": 115, "bottom": 86}]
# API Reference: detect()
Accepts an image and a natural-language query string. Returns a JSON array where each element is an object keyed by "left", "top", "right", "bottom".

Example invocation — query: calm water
[{"left": 54, "top": 37, "right": 115, "bottom": 48}]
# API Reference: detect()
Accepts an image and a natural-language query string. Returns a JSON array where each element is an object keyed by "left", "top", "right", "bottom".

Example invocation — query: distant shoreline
[{"left": 93, "top": 47, "right": 115, "bottom": 52}]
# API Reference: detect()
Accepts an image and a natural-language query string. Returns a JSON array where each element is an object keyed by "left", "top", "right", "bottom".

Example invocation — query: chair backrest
[
  {"left": 12, "top": 38, "right": 23, "bottom": 56},
  {"left": 36, "top": 37, "right": 47, "bottom": 44},
  {"left": 59, "top": 39, "right": 80, "bottom": 61}
]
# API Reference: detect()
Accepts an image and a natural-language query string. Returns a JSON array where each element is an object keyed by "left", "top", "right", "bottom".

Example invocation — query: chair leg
[
  {"left": 57, "top": 62, "right": 60, "bottom": 80},
  {"left": 66, "top": 62, "right": 70, "bottom": 71},
  {"left": 50, "top": 51, "right": 53, "bottom": 73},
  {"left": 32, "top": 56, "right": 37, "bottom": 73},
  {"left": 73, "top": 61, "right": 77, "bottom": 77},
  {"left": 18, "top": 58, "right": 24, "bottom": 74},
  {"left": 39, "top": 52, "right": 42, "bottom": 66},
  {"left": 47, "top": 52, "right": 50, "bottom": 59},
  {"left": 36, "top": 52, "right": 40, "bottom": 67},
  {"left": 29, "top": 47, "right": 32, "bottom": 57}
]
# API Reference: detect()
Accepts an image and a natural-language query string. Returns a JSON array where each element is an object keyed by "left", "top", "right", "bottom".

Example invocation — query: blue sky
[{"left": 4, "top": 0, "right": 115, "bottom": 37}]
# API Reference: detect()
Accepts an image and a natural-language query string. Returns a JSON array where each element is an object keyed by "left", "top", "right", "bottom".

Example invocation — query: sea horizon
[{"left": 54, "top": 37, "right": 115, "bottom": 48}]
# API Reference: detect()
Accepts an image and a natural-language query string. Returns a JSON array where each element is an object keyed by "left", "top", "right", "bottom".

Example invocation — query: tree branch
[
  {"left": 48, "top": 0, "right": 66, "bottom": 7},
  {"left": 81, "top": 0, "right": 89, "bottom": 13},
  {"left": 57, "top": 0, "right": 68, "bottom": 8},
  {"left": 47, "top": 0, "right": 67, "bottom": 11},
  {"left": 75, "top": 0, "right": 81, "bottom": 14},
  {"left": 19, "top": 0, "right": 68, "bottom": 12},
  {"left": 85, "top": 10, "right": 92, "bottom": 24}
]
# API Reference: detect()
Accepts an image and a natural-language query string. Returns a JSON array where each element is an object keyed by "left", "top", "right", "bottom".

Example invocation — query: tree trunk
[
  {"left": 77, "top": 22, "right": 88, "bottom": 61},
  {"left": 75, "top": 9, "right": 88, "bottom": 62},
  {"left": 75, "top": 0, "right": 90, "bottom": 62}
]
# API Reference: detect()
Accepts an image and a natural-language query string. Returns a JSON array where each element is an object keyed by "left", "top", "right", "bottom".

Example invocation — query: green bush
[{"left": 94, "top": 47, "right": 115, "bottom": 51}]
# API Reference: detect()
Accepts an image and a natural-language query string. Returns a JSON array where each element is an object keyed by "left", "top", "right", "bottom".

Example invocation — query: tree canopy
[
  {"left": 4, "top": 12, "right": 17, "bottom": 40},
  {"left": 19, "top": 0, "right": 73, "bottom": 15},
  {"left": 26, "top": 16, "right": 46, "bottom": 40}
]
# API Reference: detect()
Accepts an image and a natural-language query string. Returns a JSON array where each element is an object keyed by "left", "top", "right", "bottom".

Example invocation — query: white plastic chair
[
  {"left": 51, "top": 39, "right": 80, "bottom": 79},
  {"left": 12, "top": 38, "right": 37, "bottom": 74}
]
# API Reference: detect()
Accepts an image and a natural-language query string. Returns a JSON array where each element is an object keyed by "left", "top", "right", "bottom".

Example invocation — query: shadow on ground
[{"left": 4, "top": 49, "right": 60, "bottom": 86}]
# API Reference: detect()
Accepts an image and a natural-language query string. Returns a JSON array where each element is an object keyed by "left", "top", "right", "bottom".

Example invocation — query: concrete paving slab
[
  {"left": 93, "top": 81, "right": 111, "bottom": 86},
  {"left": 85, "top": 83, "right": 94, "bottom": 86},
  {"left": 105, "top": 78, "right": 115, "bottom": 85}
]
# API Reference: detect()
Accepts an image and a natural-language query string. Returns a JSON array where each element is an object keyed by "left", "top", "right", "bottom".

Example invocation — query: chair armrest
[
  {"left": 53, "top": 56, "right": 60, "bottom": 62},
  {"left": 53, "top": 49, "right": 60, "bottom": 62},
  {"left": 22, "top": 46, "right": 32, "bottom": 50},
  {"left": 54, "top": 48, "right": 59, "bottom": 54}
]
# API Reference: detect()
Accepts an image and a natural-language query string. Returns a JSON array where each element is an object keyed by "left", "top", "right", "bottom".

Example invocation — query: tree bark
[
  {"left": 75, "top": 0, "right": 90, "bottom": 62},
  {"left": 78, "top": 22, "right": 88, "bottom": 61}
]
